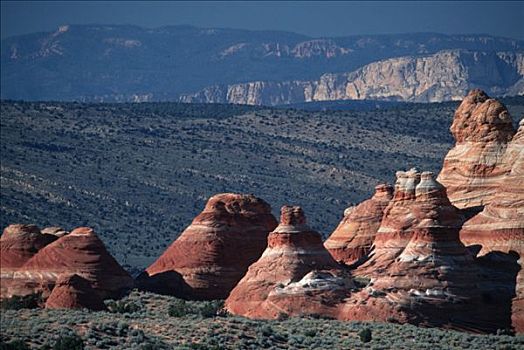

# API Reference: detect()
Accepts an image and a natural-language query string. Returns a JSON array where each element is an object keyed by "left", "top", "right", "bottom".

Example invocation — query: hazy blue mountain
[{"left": 1, "top": 24, "right": 523, "bottom": 103}]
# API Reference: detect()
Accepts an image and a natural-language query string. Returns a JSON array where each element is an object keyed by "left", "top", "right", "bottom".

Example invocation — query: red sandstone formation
[
  {"left": 18, "top": 227, "right": 133, "bottom": 299},
  {"left": 324, "top": 184, "right": 393, "bottom": 266},
  {"left": 344, "top": 171, "right": 492, "bottom": 330},
  {"left": 437, "top": 89, "right": 515, "bottom": 209},
  {"left": 0, "top": 224, "right": 57, "bottom": 269},
  {"left": 459, "top": 118, "right": 523, "bottom": 255},
  {"left": 356, "top": 168, "right": 421, "bottom": 274},
  {"left": 45, "top": 274, "right": 107, "bottom": 311},
  {"left": 139, "top": 193, "right": 278, "bottom": 300},
  {"left": 225, "top": 205, "right": 352, "bottom": 319},
  {"left": 458, "top": 118, "right": 524, "bottom": 333},
  {"left": 0, "top": 224, "right": 57, "bottom": 298}
]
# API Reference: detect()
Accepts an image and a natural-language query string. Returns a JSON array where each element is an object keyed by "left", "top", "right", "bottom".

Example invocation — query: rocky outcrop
[
  {"left": 180, "top": 51, "right": 524, "bottom": 105},
  {"left": 342, "top": 171, "right": 493, "bottom": 330},
  {"left": 0, "top": 224, "right": 57, "bottom": 298},
  {"left": 0, "top": 224, "right": 57, "bottom": 269},
  {"left": 45, "top": 274, "right": 107, "bottom": 311},
  {"left": 459, "top": 118, "right": 523, "bottom": 253},
  {"left": 458, "top": 118, "right": 524, "bottom": 333},
  {"left": 356, "top": 168, "right": 422, "bottom": 273},
  {"left": 180, "top": 81, "right": 316, "bottom": 106},
  {"left": 138, "top": 193, "right": 278, "bottom": 300},
  {"left": 16, "top": 227, "right": 133, "bottom": 299},
  {"left": 324, "top": 184, "right": 393, "bottom": 266},
  {"left": 41, "top": 226, "right": 69, "bottom": 238},
  {"left": 437, "top": 89, "right": 516, "bottom": 209},
  {"left": 225, "top": 206, "right": 352, "bottom": 319}
]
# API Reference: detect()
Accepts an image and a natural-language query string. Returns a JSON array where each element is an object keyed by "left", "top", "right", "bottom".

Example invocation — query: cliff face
[
  {"left": 181, "top": 50, "right": 524, "bottom": 105},
  {"left": 3, "top": 25, "right": 523, "bottom": 102}
]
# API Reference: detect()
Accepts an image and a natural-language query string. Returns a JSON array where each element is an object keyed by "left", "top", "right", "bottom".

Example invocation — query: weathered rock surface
[
  {"left": 0, "top": 224, "right": 57, "bottom": 298},
  {"left": 181, "top": 51, "right": 524, "bottom": 105},
  {"left": 41, "top": 226, "right": 69, "bottom": 238},
  {"left": 324, "top": 184, "right": 393, "bottom": 266},
  {"left": 459, "top": 119, "right": 523, "bottom": 254},
  {"left": 342, "top": 170, "right": 498, "bottom": 331},
  {"left": 225, "top": 206, "right": 352, "bottom": 319},
  {"left": 17, "top": 227, "right": 133, "bottom": 299},
  {"left": 356, "top": 168, "right": 422, "bottom": 273},
  {"left": 458, "top": 118, "right": 524, "bottom": 333},
  {"left": 0, "top": 224, "right": 56, "bottom": 269},
  {"left": 139, "top": 193, "right": 278, "bottom": 300},
  {"left": 45, "top": 274, "right": 107, "bottom": 311},
  {"left": 437, "top": 89, "right": 516, "bottom": 209}
]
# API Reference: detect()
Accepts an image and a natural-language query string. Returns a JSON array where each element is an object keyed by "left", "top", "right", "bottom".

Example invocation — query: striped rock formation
[
  {"left": 343, "top": 171, "right": 488, "bottom": 330},
  {"left": 324, "top": 184, "right": 393, "bottom": 266},
  {"left": 0, "top": 224, "right": 57, "bottom": 298},
  {"left": 437, "top": 89, "right": 515, "bottom": 209},
  {"left": 45, "top": 274, "right": 107, "bottom": 311},
  {"left": 459, "top": 118, "right": 524, "bottom": 333},
  {"left": 356, "top": 168, "right": 422, "bottom": 274},
  {"left": 225, "top": 206, "right": 352, "bottom": 319},
  {"left": 139, "top": 193, "right": 278, "bottom": 300},
  {"left": 19, "top": 227, "right": 133, "bottom": 299},
  {"left": 0, "top": 224, "right": 57, "bottom": 269},
  {"left": 459, "top": 118, "right": 524, "bottom": 254}
]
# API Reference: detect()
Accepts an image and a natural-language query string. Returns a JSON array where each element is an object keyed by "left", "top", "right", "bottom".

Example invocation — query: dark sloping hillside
[{"left": 1, "top": 100, "right": 523, "bottom": 270}]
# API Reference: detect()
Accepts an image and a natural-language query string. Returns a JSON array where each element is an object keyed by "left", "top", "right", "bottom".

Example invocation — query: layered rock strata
[
  {"left": 357, "top": 168, "right": 422, "bottom": 274},
  {"left": 45, "top": 274, "right": 107, "bottom": 311},
  {"left": 0, "top": 224, "right": 57, "bottom": 298},
  {"left": 324, "top": 184, "right": 393, "bottom": 266},
  {"left": 181, "top": 51, "right": 524, "bottom": 105},
  {"left": 225, "top": 206, "right": 352, "bottom": 319},
  {"left": 139, "top": 193, "right": 278, "bottom": 299},
  {"left": 459, "top": 118, "right": 524, "bottom": 254},
  {"left": 437, "top": 89, "right": 515, "bottom": 209},
  {"left": 15, "top": 227, "right": 133, "bottom": 299},
  {"left": 458, "top": 118, "right": 524, "bottom": 333},
  {"left": 0, "top": 224, "right": 57, "bottom": 269},
  {"left": 343, "top": 171, "right": 493, "bottom": 331}
]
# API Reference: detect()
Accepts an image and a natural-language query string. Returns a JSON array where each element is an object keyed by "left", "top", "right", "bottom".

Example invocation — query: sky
[{"left": 1, "top": 1, "right": 524, "bottom": 40}]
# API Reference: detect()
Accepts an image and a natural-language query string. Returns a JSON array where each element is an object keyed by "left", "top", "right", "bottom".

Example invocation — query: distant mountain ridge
[
  {"left": 1, "top": 24, "right": 523, "bottom": 103},
  {"left": 182, "top": 50, "right": 524, "bottom": 104}
]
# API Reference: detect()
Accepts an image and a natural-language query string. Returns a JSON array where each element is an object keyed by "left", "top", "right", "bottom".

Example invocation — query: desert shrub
[
  {"left": 358, "top": 328, "right": 372, "bottom": 343},
  {"left": 106, "top": 299, "right": 141, "bottom": 314},
  {"left": 260, "top": 325, "right": 273, "bottom": 337},
  {"left": 0, "top": 293, "right": 42, "bottom": 310},
  {"left": 168, "top": 299, "right": 191, "bottom": 317},
  {"left": 189, "top": 343, "right": 222, "bottom": 350},
  {"left": 277, "top": 312, "right": 289, "bottom": 321},
  {"left": 0, "top": 340, "right": 30, "bottom": 350},
  {"left": 168, "top": 299, "right": 226, "bottom": 318},
  {"left": 129, "top": 329, "right": 145, "bottom": 344},
  {"left": 197, "top": 300, "right": 226, "bottom": 318},
  {"left": 52, "top": 333, "right": 84, "bottom": 350},
  {"left": 304, "top": 329, "right": 317, "bottom": 337}
]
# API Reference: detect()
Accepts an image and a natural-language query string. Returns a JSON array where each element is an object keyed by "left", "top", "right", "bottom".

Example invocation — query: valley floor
[{"left": 1, "top": 291, "right": 523, "bottom": 350}]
